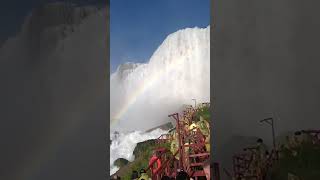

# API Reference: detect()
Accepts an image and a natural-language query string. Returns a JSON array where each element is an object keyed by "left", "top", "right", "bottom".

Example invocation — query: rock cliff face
[
  {"left": 133, "top": 139, "right": 156, "bottom": 157},
  {"left": 114, "top": 158, "right": 129, "bottom": 168}
]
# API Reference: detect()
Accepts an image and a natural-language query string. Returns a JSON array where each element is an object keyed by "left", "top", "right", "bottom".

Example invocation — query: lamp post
[
  {"left": 192, "top": 99, "right": 197, "bottom": 108},
  {"left": 260, "top": 117, "right": 276, "bottom": 149}
]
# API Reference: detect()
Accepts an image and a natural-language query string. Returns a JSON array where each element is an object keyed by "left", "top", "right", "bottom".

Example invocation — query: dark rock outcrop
[{"left": 114, "top": 158, "right": 129, "bottom": 168}]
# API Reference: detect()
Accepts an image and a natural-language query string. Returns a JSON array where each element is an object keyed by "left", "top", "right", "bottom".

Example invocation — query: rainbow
[{"left": 110, "top": 55, "right": 187, "bottom": 127}]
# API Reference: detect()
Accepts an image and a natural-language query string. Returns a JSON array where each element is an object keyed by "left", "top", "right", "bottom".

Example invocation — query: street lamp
[
  {"left": 260, "top": 117, "right": 276, "bottom": 149},
  {"left": 192, "top": 99, "right": 197, "bottom": 108}
]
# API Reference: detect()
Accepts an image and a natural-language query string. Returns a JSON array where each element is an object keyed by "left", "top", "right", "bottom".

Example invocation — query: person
[
  {"left": 170, "top": 134, "right": 179, "bottom": 160},
  {"left": 293, "top": 131, "right": 303, "bottom": 146},
  {"left": 197, "top": 116, "right": 210, "bottom": 136},
  {"left": 176, "top": 169, "right": 189, "bottom": 180},
  {"left": 111, "top": 175, "right": 121, "bottom": 180},
  {"left": 256, "top": 138, "right": 269, "bottom": 160},
  {"left": 161, "top": 175, "right": 171, "bottom": 180},
  {"left": 138, "top": 169, "right": 150, "bottom": 180},
  {"left": 300, "top": 131, "right": 313, "bottom": 144},
  {"left": 196, "top": 116, "right": 210, "bottom": 152},
  {"left": 284, "top": 136, "right": 291, "bottom": 149},
  {"left": 256, "top": 139, "right": 268, "bottom": 167},
  {"left": 189, "top": 121, "right": 197, "bottom": 132},
  {"left": 288, "top": 133, "right": 299, "bottom": 148},
  {"left": 283, "top": 135, "right": 299, "bottom": 157},
  {"left": 131, "top": 170, "right": 139, "bottom": 180},
  {"left": 184, "top": 121, "right": 189, "bottom": 133}
]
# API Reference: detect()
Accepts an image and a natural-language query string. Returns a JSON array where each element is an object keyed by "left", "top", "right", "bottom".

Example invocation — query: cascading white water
[
  {"left": 110, "top": 26, "right": 210, "bottom": 132},
  {"left": 110, "top": 129, "right": 168, "bottom": 175},
  {"left": 1, "top": 4, "right": 210, "bottom": 175},
  {"left": 109, "top": 26, "right": 210, "bottom": 175}
]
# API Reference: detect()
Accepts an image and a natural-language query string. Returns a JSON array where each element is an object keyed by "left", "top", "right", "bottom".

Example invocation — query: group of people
[
  {"left": 238, "top": 138, "right": 270, "bottom": 179},
  {"left": 169, "top": 115, "right": 211, "bottom": 159},
  {"left": 130, "top": 169, "right": 150, "bottom": 180},
  {"left": 111, "top": 169, "right": 150, "bottom": 180},
  {"left": 241, "top": 131, "right": 316, "bottom": 178},
  {"left": 129, "top": 168, "right": 205, "bottom": 180},
  {"left": 250, "top": 131, "right": 316, "bottom": 166},
  {"left": 280, "top": 130, "right": 315, "bottom": 157}
]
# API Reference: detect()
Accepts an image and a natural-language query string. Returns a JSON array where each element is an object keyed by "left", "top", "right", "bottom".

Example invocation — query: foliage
[
  {"left": 195, "top": 105, "right": 210, "bottom": 122},
  {"left": 270, "top": 142, "right": 320, "bottom": 180}
]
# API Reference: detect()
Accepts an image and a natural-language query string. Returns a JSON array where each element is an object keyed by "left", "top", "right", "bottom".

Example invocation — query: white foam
[{"left": 110, "top": 128, "right": 168, "bottom": 175}]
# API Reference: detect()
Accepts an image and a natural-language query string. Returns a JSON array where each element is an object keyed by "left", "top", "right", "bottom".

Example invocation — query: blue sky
[{"left": 110, "top": 0, "right": 210, "bottom": 73}]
